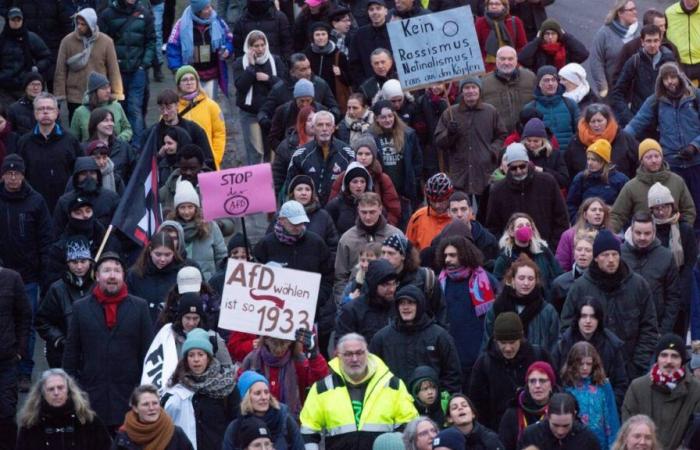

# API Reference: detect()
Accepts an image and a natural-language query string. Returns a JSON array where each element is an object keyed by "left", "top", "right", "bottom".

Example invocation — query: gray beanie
[
  {"left": 504, "top": 143, "right": 529, "bottom": 165},
  {"left": 86, "top": 71, "right": 110, "bottom": 95},
  {"left": 648, "top": 182, "right": 675, "bottom": 208},
  {"left": 293, "top": 79, "right": 315, "bottom": 98},
  {"left": 536, "top": 65, "right": 558, "bottom": 84},
  {"left": 459, "top": 76, "right": 482, "bottom": 91}
]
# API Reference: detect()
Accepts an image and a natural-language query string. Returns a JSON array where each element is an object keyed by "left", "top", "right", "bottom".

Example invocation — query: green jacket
[
  {"left": 70, "top": 100, "right": 133, "bottom": 142},
  {"left": 610, "top": 163, "right": 696, "bottom": 232},
  {"left": 98, "top": 0, "right": 156, "bottom": 73}
]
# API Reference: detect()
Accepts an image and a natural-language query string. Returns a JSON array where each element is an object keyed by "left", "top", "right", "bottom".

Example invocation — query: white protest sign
[
  {"left": 218, "top": 260, "right": 320, "bottom": 340},
  {"left": 387, "top": 6, "right": 484, "bottom": 90}
]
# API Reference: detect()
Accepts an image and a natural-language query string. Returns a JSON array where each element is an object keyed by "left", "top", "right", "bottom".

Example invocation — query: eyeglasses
[
  {"left": 509, "top": 163, "right": 528, "bottom": 172},
  {"left": 341, "top": 350, "right": 366, "bottom": 359},
  {"left": 528, "top": 378, "right": 550, "bottom": 385}
]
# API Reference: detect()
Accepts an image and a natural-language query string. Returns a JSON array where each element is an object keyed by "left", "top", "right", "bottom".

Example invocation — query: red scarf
[
  {"left": 439, "top": 267, "right": 495, "bottom": 317},
  {"left": 650, "top": 363, "right": 685, "bottom": 388},
  {"left": 541, "top": 42, "right": 567, "bottom": 69},
  {"left": 93, "top": 284, "right": 128, "bottom": 329}
]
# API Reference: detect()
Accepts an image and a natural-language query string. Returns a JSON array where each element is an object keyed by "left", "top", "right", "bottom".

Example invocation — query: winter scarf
[
  {"left": 66, "top": 10, "right": 99, "bottom": 71},
  {"left": 439, "top": 266, "right": 495, "bottom": 317},
  {"left": 180, "top": 219, "right": 205, "bottom": 242},
  {"left": 344, "top": 110, "right": 374, "bottom": 146},
  {"left": 179, "top": 6, "right": 225, "bottom": 66},
  {"left": 303, "top": 199, "right": 320, "bottom": 215},
  {"left": 250, "top": 345, "right": 301, "bottom": 415},
  {"left": 654, "top": 212, "right": 684, "bottom": 267},
  {"left": 93, "top": 284, "right": 128, "bottom": 329},
  {"left": 608, "top": 19, "right": 638, "bottom": 43},
  {"left": 180, "top": 358, "right": 235, "bottom": 398},
  {"left": 121, "top": 409, "right": 175, "bottom": 450},
  {"left": 242, "top": 30, "right": 276, "bottom": 106},
  {"left": 101, "top": 157, "right": 117, "bottom": 192},
  {"left": 516, "top": 390, "right": 548, "bottom": 439},
  {"left": 541, "top": 42, "right": 567, "bottom": 69},
  {"left": 589, "top": 259, "right": 628, "bottom": 292},
  {"left": 355, "top": 214, "right": 387, "bottom": 237},
  {"left": 311, "top": 40, "right": 336, "bottom": 55},
  {"left": 484, "top": 12, "right": 514, "bottom": 64},
  {"left": 577, "top": 117, "right": 618, "bottom": 146},
  {"left": 650, "top": 363, "right": 685, "bottom": 390},
  {"left": 274, "top": 220, "right": 305, "bottom": 245},
  {"left": 493, "top": 285, "right": 544, "bottom": 332}
]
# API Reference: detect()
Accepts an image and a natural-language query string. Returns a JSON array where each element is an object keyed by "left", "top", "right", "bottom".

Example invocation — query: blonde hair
[
  {"left": 498, "top": 212, "right": 547, "bottom": 256},
  {"left": 605, "top": 0, "right": 633, "bottom": 24},
  {"left": 240, "top": 388, "right": 281, "bottom": 415},
  {"left": 611, "top": 415, "right": 661, "bottom": 450},
  {"left": 18, "top": 369, "right": 96, "bottom": 428}
]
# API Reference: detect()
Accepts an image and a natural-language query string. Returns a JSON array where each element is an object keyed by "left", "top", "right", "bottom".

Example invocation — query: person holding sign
[{"left": 475, "top": 0, "right": 527, "bottom": 72}]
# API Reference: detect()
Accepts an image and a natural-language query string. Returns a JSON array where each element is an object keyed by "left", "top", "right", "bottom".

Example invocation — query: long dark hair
[
  {"left": 88, "top": 107, "right": 114, "bottom": 142},
  {"left": 157, "top": 282, "right": 218, "bottom": 328},
  {"left": 572, "top": 296, "right": 605, "bottom": 335},
  {"left": 131, "top": 231, "right": 183, "bottom": 277},
  {"left": 436, "top": 235, "right": 484, "bottom": 270}
]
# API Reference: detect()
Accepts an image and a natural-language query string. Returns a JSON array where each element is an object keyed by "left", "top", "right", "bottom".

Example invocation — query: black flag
[{"left": 111, "top": 127, "right": 162, "bottom": 245}]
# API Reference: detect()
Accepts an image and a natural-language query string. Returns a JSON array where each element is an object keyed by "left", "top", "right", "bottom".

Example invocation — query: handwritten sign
[
  {"left": 197, "top": 163, "right": 276, "bottom": 221},
  {"left": 387, "top": 6, "right": 484, "bottom": 90},
  {"left": 218, "top": 260, "right": 321, "bottom": 340}
]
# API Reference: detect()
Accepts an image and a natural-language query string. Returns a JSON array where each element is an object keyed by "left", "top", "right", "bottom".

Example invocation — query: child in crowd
[
  {"left": 409, "top": 365, "right": 447, "bottom": 428},
  {"left": 340, "top": 241, "right": 382, "bottom": 305}
]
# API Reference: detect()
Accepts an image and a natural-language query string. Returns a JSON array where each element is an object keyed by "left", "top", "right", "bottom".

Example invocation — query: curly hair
[
  {"left": 560, "top": 341, "right": 607, "bottom": 386},
  {"left": 435, "top": 235, "right": 484, "bottom": 270}
]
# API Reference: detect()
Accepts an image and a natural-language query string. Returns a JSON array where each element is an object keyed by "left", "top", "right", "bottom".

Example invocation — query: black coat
[
  {"left": 63, "top": 293, "right": 153, "bottom": 426},
  {"left": 499, "top": 393, "right": 546, "bottom": 450},
  {"left": 464, "top": 422, "right": 504, "bottom": 450},
  {"left": 0, "top": 266, "right": 31, "bottom": 362},
  {"left": 347, "top": 22, "right": 391, "bottom": 87},
  {"left": 36, "top": 273, "right": 93, "bottom": 368},
  {"left": 16, "top": 403, "right": 112, "bottom": 450},
  {"left": 0, "top": 26, "right": 52, "bottom": 91},
  {"left": 258, "top": 75, "right": 340, "bottom": 128},
  {"left": 146, "top": 119, "right": 215, "bottom": 170},
  {"left": 551, "top": 327, "right": 629, "bottom": 407},
  {"left": 0, "top": 181, "right": 53, "bottom": 284},
  {"left": 232, "top": 2, "right": 293, "bottom": 61},
  {"left": 7, "top": 95, "right": 36, "bottom": 135},
  {"left": 324, "top": 193, "right": 358, "bottom": 235},
  {"left": 565, "top": 128, "right": 639, "bottom": 180},
  {"left": 233, "top": 54, "right": 287, "bottom": 114},
  {"left": 517, "top": 34, "right": 589, "bottom": 73},
  {"left": 269, "top": 100, "right": 326, "bottom": 153},
  {"left": 267, "top": 203, "right": 340, "bottom": 262},
  {"left": 273, "top": 132, "right": 299, "bottom": 193},
  {"left": 0, "top": 0, "right": 72, "bottom": 58},
  {"left": 526, "top": 146, "right": 569, "bottom": 188},
  {"left": 517, "top": 420, "right": 601, "bottom": 450},
  {"left": 428, "top": 0, "right": 482, "bottom": 13},
  {"left": 126, "top": 259, "right": 186, "bottom": 324},
  {"left": 469, "top": 340, "right": 551, "bottom": 431},
  {"left": 304, "top": 45, "right": 350, "bottom": 98},
  {"left": 17, "top": 124, "right": 82, "bottom": 212},
  {"left": 112, "top": 426, "right": 194, "bottom": 450},
  {"left": 253, "top": 229, "right": 335, "bottom": 335}
]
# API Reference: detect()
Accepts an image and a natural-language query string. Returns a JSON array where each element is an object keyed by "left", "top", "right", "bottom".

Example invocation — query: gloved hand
[
  {"left": 447, "top": 121, "right": 459, "bottom": 135},
  {"left": 295, "top": 328, "right": 317, "bottom": 357},
  {"left": 678, "top": 145, "right": 698, "bottom": 160}
]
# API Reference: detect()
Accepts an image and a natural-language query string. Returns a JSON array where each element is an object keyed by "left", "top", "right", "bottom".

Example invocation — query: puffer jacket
[
  {"left": 325, "top": 192, "right": 358, "bottom": 235},
  {"left": 177, "top": 219, "right": 227, "bottom": 281},
  {"left": 178, "top": 91, "right": 226, "bottom": 169},
  {"left": 481, "top": 68, "right": 537, "bottom": 133},
  {"left": 610, "top": 163, "right": 697, "bottom": 232},
  {"left": 561, "top": 261, "right": 658, "bottom": 379},
  {"left": 232, "top": 1, "right": 292, "bottom": 60},
  {"left": 524, "top": 85, "right": 580, "bottom": 150},
  {"left": 98, "top": 0, "right": 156, "bottom": 73},
  {"left": 369, "top": 285, "right": 462, "bottom": 394},
  {"left": 566, "top": 169, "right": 629, "bottom": 221},
  {"left": 565, "top": 127, "right": 639, "bottom": 179},
  {"left": 525, "top": 144, "right": 569, "bottom": 188},
  {"left": 0, "top": 25, "right": 51, "bottom": 91},
  {"left": 70, "top": 100, "right": 132, "bottom": 142}
]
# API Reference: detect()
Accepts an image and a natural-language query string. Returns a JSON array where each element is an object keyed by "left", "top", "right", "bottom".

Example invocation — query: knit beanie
[
  {"left": 181, "top": 328, "right": 213, "bottom": 357},
  {"left": 521, "top": 118, "right": 548, "bottom": 139},
  {"left": 592, "top": 229, "right": 620, "bottom": 258},
  {"left": 493, "top": 312, "right": 524, "bottom": 341},
  {"left": 293, "top": 79, "right": 315, "bottom": 98},
  {"left": 381, "top": 79, "right": 404, "bottom": 99},
  {"left": 191, "top": 0, "right": 211, "bottom": 13},
  {"left": 237, "top": 370, "right": 269, "bottom": 398},
  {"left": 639, "top": 138, "right": 662, "bottom": 160},
  {"left": 655, "top": 333, "right": 688, "bottom": 362},
  {"left": 1, "top": 154, "right": 25, "bottom": 175},
  {"left": 526, "top": 361, "right": 557, "bottom": 386},
  {"left": 288, "top": 174, "right": 316, "bottom": 194},
  {"left": 587, "top": 139, "right": 612, "bottom": 163},
  {"left": 175, "top": 65, "right": 199, "bottom": 87},
  {"left": 236, "top": 416, "right": 272, "bottom": 449},
  {"left": 177, "top": 292, "right": 204, "bottom": 317},
  {"left": 177, "top": 266, "right": 203, "bottom": 293},
  {"left": 459, "top": 76, "right": 482, "bottom": 91},
  {"left": 504, "top": 143, "right": 529, "bottom": 165},
  {"left": 85, "top": 139, "right": 110, "bottom": 156},
  {"left": 309, "top": 21, "right": 331, "bottom": 36},
  {"left": 536, "top": 65, "right": 558, "bottom": 84},
  {"left": 353, "top": 136, "right": 379, "bottom": 160},
  {"left": 372, "top": 99, "right": 393, "bottom": 117},
  {"left": 227, "top": 233, "right": 247, "bottom": 253},
  {"left": 648, "top": 182, "right": 675, "bottom": 208},
  {"left": 85, "top": 71, "right": 110, "bottom": 96},
  {"left": 383, "top": 233, "right": 410, "bottom": 256},
  {"left": 65, "top": 235, "right": 92, "bottom": 261},
  {"left": 342, "top": 162, "right": 372, "bottom": 193},
  {"left": 22, "top": 72, "right": 45, "bottom": 91},
  {"left": 372, "top": 432, "right": 404, "bottom": 450},
  {"left": 432, "top": 427, "right": 465, "bottom": 450},
  {"left": 539, "top": 18, "right": 562, "bottom": 36},
  {"left": 558, "top": 63, "right": 587, "bottom": 87},
  {"left": 174, "top": 180, "right": 200, "bottom": 209}
]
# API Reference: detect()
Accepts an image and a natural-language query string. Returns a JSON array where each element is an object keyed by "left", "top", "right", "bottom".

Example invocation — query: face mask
[
  {"left": 68, "top": 216, "right": 94, "bottom": 235},
  {"left": 78, "top": 176, "right": 98, "bottom": 193},
  {"left": 514, "top": 226, "right": 533, "bottom": 243}
]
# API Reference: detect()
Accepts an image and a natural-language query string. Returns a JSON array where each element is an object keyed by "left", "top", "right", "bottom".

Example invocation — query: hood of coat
[
  {"left": 655, "top": 62, "right": 694, "bottom": 100},
  {"left": 72, "top": 156, "right": 103, "bottom": 190},
  {"left": 635, "top": 162, "right": 672, "bottom": 186},
  {"left": 408, "top": 365, "right": 440, "bottom": 396},
  {"left": 342, "top": 161, "right": 374, "bottom": 194},
  {"left": 75, "top": 8, "right": 98, "bottom": 35},
  {"left": 392, "top": 284, "right": 429, "bottom": 331}
]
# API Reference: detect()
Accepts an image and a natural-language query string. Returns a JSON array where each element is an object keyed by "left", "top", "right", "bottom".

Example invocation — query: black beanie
[
  {"left": 227, "top": 233, "right": 247, "bottom": 253},
  {"left": 236, "top": 416, "right": 272, "bottom": 449},
  {"left": 592, "top": 229, "right": 620, "bottom": 258},
  {"left": 22, "top": 72, "right": 44, "bottom": 91},
  {"left": 655, "top": 333, "right": 688, "bottom": 362},
  {"left": 288, "top": 174, "right": 316, "bottom": 194},
  {"left": 1, "top": 154, "right": 25, "bottom": 175},
  {"left": 494, "top": 312, "right": 524, "bottom": 341}
]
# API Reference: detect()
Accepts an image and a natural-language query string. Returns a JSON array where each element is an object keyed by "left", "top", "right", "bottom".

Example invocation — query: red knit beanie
[{"left": 526, "top": 361, "right": 556, "bottom": 386}]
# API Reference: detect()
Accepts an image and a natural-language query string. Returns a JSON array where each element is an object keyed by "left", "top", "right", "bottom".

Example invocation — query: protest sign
[
  {"left": 387, "top": 6, "right": 484, "bottom": 90},
  {"left": 218, "top": 260, "right": 321, "bottom": 340},
  {"left": 198, "top": 163, "right": 276, "bottom": 221}
]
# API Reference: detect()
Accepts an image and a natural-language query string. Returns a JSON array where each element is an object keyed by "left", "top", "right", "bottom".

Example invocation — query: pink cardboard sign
[{"left": 198, "top": 163, "right": 277, "bottom": 221}]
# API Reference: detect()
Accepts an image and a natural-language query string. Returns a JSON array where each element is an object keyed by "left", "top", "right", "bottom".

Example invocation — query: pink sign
[{"left": 198, "top": 163, "right": 277, "bottom": 221}]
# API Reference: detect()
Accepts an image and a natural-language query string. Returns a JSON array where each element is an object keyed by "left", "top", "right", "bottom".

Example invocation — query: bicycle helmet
[{"left": 425, "top": 172, "right": 454, "bottom": 203}]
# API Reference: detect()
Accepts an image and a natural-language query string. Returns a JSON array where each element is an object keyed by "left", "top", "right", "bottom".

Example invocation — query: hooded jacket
[
  {"left": 54, "top": 8, "right": 124, "bottom": 104},
  {"left": 408, "top": 365, "right": 446, "bottom": 427},
  {"left": 53, "top": 156, "right": 120, "bottom": 234},
  {"left": 126, "top": 258, "right": 187, "bottom": 324},
  {"left": 369, "top": 285, "right": 462, "bottom": 394},
  {"left": 324, "top": 162, "right": 372, "bottom": 234},
  {"left": 98, "top": 0, "right": 156, "bottom": 73}
]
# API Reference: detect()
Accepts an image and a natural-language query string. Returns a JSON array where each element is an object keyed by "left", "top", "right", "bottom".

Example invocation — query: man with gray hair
[
  {"left": 300, "top": 332, "right": 418, "bottom": 450},
  {"left": 284, "top": 110, "right": 354, "bottom": 205}
]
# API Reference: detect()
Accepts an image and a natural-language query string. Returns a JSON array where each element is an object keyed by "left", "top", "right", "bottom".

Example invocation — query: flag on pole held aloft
[{"left": 111, "top": 128, "right": 162, "bottom": 245}]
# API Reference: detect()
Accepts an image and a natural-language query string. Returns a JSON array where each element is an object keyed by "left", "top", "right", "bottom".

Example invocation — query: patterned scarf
[
  {"left": 439, "top": 266, "right": 495, "bottom": 317},
  {"left": 180, "top": 358, "right": 235, "bottom": 398},
  {"left": 246, "top": 345, "right": 301, "bottom": 416},
  {"left": 654, "top": 212, "right": 684, "bottom": 267},
  {"left": 650, "top": 362, "right": 685, "bottom": 389},
  {"left": 541, "top": 42, "right": 567, "bottom": 69},
  {"left": 516, "top": 390, "right": 548, "bottom": 439},
  {"left": 273, "top": 220, "right": 305, "bottom": 245},
  {"left": 120, "top": 409, "right": 175, "bottom": 450}
]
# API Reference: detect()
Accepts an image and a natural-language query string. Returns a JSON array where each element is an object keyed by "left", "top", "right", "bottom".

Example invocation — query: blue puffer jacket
[
  {"left": 525, "top": 85, "right": 580, "bottom": 151},
  {"left": 566, "top": 169, "right": 629, "bottom": 222},
  {"left": 624, "top": 89, "right": 700, "bottom": 169}
]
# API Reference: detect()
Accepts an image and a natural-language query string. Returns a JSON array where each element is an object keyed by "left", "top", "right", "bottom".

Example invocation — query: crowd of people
[{"left": 4, "top": 0, "right": 700, "bottom": 449}]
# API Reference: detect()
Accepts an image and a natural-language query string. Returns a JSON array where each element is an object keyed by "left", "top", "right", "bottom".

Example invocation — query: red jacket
[{"left": 475, "top": 15, "right": 528, "bottom": 72}]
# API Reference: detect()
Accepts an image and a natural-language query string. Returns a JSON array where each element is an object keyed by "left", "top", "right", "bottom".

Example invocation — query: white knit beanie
[
  {"left": 648, "top": 182, "right": 675, "bottom": 208},
  {"left": 174, "top": 179, "right": 201, "bottom": 209},
  {"left": 381, "top": 79, "right": 404, "bottom": 99},
  {"left": 558, "top": 63, "right": 588, "bottom": 88}
]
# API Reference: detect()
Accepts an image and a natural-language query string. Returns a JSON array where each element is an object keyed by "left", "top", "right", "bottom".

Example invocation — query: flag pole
[
  {"left": 241, "top": 217, "right": 250, "bottom": 260},
  {"left": 95, "top": 224, "right": 114, "bottom": 261}
]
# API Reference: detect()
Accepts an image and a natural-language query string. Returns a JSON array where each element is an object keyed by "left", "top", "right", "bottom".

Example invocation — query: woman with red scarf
[
  {"left": 475, "top": 0, "right": 527, "bottom": 72},
  {"left": 518, "top": 19, "right": 590, "bottom": 73}
]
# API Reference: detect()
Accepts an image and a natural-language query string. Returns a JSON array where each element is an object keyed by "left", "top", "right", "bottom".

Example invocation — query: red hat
[{"left": 526, "top": 361, "right": 556, "bottom": 386}]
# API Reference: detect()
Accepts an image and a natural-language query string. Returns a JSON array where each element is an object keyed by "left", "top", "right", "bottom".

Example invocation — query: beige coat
[{"left": 54, "top": 31, "right": 124, "bottom": 104}]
